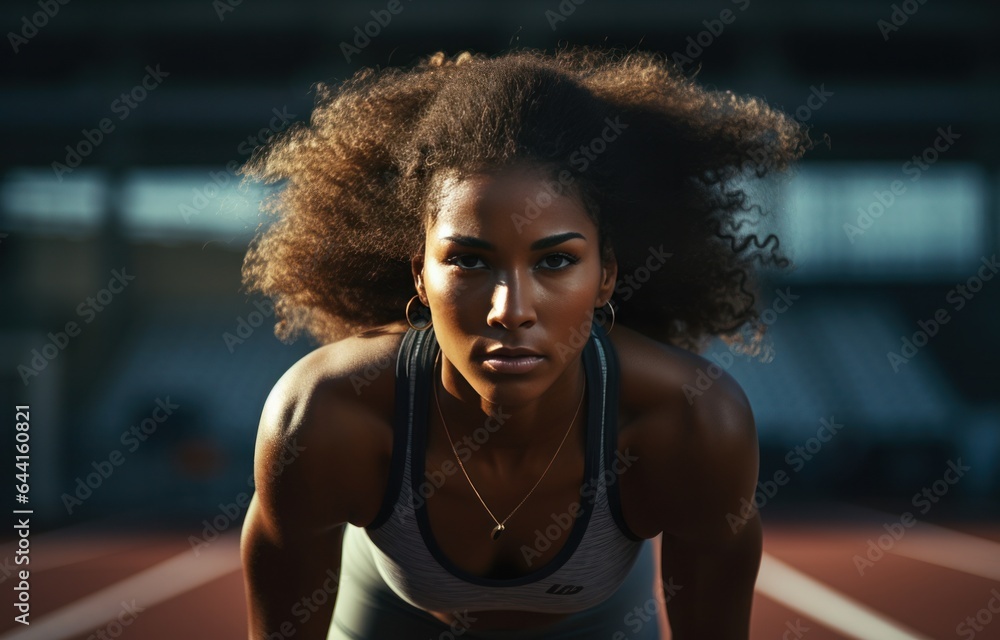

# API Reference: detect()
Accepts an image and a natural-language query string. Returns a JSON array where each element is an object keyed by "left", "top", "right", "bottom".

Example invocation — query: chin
[{"left": 467, "top": 376, "right": 542, "bottom": 409}]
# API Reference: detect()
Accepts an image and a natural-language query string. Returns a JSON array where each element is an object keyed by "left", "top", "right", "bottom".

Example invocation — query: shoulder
[
  {"left": 251, "top": 322, "right": 408, "bottom": 536},
  {"left": 607, "top": 323, "right": 753, "bottom": 433},
  {"left": 608, "top": 324, "right": 758, "bottom": 541}
]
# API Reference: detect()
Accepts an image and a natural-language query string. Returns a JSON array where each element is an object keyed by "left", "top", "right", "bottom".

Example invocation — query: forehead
[{"left": 429, "top": 167, "right": 595, "bottom": 240}]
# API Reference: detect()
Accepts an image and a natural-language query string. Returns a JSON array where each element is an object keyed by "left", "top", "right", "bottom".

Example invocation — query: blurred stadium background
[{"left": 1, "top": 1, "right": 998, "bottom": 638}]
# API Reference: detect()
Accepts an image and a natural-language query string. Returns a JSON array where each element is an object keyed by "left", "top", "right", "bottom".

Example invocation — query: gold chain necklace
[{"left": 431, "top": 350, "right": 586, "bottom": 541}]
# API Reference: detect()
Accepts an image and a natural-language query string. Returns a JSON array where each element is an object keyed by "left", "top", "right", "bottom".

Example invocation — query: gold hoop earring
[
  {"left": 406, "top": 295, "right": 433, "bottom": 331},
  {"left": 600, "top": 301, "right": 615, "bottom": 334}
]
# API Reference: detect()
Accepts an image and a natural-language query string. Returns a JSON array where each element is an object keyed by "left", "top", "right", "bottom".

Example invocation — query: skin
[{"left": 241, "top": 165, "right": 762, "bottom": 639}]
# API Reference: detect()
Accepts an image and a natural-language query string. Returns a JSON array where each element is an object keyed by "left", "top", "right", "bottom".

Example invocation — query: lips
[
  {"left": 483, "top": 346, "right": 544, "bottom": 357},
  {"left": 481, "top": 347, "right": 545, "bottom": 373}
]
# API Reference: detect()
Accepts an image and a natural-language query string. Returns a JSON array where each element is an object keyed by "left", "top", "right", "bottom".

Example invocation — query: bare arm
[
  {"left": 660, "top": 513, "right": 762, "bottom": 638},
  {"left": 242, "top": 498, "right": 345, "bottom": 639},
  {"left": 241, "top": 361, "right": 365, "bottom": 640},
  {"left": 642, "top": 367, "right": 762, "bottom": 639}
]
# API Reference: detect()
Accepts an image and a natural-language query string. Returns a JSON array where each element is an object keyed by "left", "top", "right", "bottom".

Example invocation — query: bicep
[
  {"left": 241, "top": 373, "right": 360, "bottom": 639},
  {"left": 659, "top": 369, "right": 760, "bottom": 541},
  {"left": 652, "top": 371, "right": 762, "bottom": 638},
  {"left": 251, "top": 367, "right": 363, "bottom": 535}
]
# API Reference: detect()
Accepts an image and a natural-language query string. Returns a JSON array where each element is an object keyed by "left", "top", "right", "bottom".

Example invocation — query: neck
[{"left": 432, "top": 350, "right": 587, "bottom": 472}]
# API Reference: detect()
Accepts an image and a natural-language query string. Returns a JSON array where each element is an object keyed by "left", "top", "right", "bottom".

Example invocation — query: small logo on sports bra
[{"left": 545, "top": 584, "right": 584, "bottom": 595}]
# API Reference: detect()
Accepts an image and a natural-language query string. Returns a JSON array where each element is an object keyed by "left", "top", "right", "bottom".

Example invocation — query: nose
[{"left": 486, "top": 274, "right": 536, "bottom": 330}]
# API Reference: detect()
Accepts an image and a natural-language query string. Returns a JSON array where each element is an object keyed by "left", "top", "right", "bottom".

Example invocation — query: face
[{"left": 411, "top": 164, "right": 617, "bottom": 406}]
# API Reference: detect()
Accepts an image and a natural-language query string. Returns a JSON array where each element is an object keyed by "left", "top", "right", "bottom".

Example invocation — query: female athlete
[{"left": 239, "top": 46, "right": 811, "bottom": 639}]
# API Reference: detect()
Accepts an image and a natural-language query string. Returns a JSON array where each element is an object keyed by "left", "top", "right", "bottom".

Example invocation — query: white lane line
[
  {"left": 0, "top": 534, "right": 242, "bottom": 640},
  {"left": 755, "top": 552, "right": 934, "bottom": 640},
  {"left": 889, "top": 521, "right": 1000, "bottom": 582},
  {"left": 0, "top": 512, "right": 173, "bottom": 573},
  {"left": 841, "top": 504, "right": 1000, "bottom": 581},
  {"left": 2, "top": 536, "right": 154, "bottom": 575}
]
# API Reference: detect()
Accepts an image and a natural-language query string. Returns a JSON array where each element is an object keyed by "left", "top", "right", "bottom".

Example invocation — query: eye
[
  {"left": 445, "top": 254, "right": 487, "bottom": 270},
  {"left": 444, "top": 252, "right": 580, "bottom": 271},
  {"left": 538, "top": 253, "right": 580, "bottom": 270}
]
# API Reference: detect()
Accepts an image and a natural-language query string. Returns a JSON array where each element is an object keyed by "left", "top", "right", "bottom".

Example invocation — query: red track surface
[{"left": 1, "top": 519, "right": 998, "bottom": 639}]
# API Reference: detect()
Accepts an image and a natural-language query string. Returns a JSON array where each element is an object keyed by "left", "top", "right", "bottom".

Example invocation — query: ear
[
  {"left": 410, "top": 253, "right": 428, "bottom": 305},
  {"left": 597, "top": 254, "right": 618, "bottom": 307}
]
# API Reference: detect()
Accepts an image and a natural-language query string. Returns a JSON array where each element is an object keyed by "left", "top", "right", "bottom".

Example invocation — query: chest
[
  {"left": 422, "top": 444, "right": 585, "bottom": 579},
  {"left": 420, "top": 404, "right": 653, "bottom": 579}
]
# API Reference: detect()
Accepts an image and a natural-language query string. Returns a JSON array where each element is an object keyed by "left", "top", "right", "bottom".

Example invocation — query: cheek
[
  {"left": 546, "top": 294, "right": 599, "bottom": 329},
  {"left": 424, "top": 268, "right": 471, "bottom": 312},
  {"left": 542, "top": 271, "right": 602, "bottom": 306}
]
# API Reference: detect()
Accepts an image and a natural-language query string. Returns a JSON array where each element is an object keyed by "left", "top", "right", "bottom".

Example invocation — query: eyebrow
[{"left": 441, "top": 232, "right": 586, "bottom": 251}]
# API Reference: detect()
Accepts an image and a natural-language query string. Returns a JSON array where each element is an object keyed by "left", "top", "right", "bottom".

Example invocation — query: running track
[{"left": 1, "top": 506, "right": 998, "bottom": 640}]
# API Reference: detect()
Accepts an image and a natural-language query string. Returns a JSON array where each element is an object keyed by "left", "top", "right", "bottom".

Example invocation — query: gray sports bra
[{"left": 360, "top": 322, "right": 646, "bottom": 613}]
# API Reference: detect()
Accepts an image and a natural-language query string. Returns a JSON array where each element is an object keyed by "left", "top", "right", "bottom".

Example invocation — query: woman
[{"left": 239, "top": 47, "right": 810, "bottom": 639}]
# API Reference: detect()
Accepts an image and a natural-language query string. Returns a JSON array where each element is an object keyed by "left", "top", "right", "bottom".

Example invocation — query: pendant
[{"left": 491, "top": 524, "right": 505, "bottom": 541}]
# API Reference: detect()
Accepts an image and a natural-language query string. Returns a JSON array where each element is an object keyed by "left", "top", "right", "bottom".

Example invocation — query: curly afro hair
[{"left": 239, "top": 46, "right": 813, "bottom": 357}]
